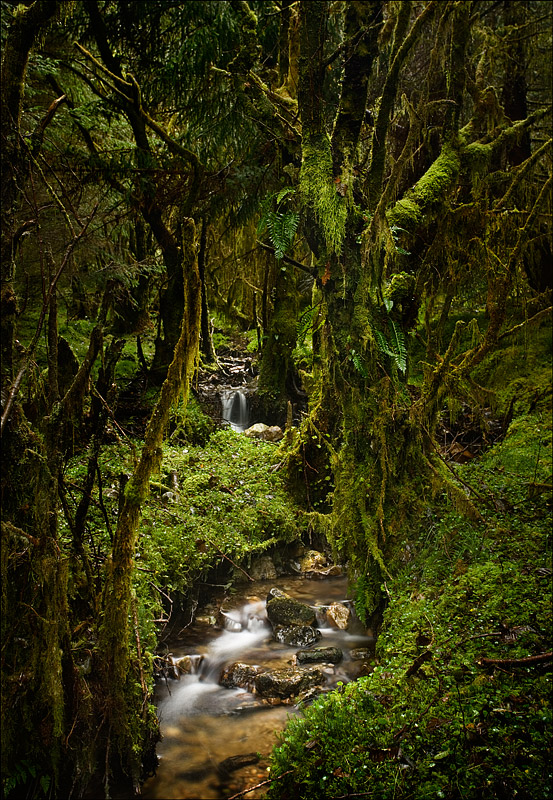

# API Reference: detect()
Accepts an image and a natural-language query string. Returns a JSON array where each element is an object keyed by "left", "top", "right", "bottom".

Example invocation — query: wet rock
[
  {"left": 254, "top": 666, "right": 325, "bottom": 699},
  {"left": 219, "top": 662, "right": 264, "bottom": 691},
  {"left": 266, "top": 587, "right": 289, "bottom": 603},
  {"left": 274, "top": 625, "right": 321, "bottom": 647},
  {"left": 326, "top": 602, "right": 351, "bottom": 630},
  {"left": 296, "top": 647, "right": 343, "bottom": 665},
  {"left": 266, "top": 596, "right": 316, "bottom": 627},
  {"left": 249, "top": 555, "right": 277, "bottom": 581},
  {"left": 244, "top": 423, "right": 283, "bottom": 442},
  {"left": 295, "top": 685, "right": 330, "bottom": 707},
  {"left": 217, "top": 752, "right": 260, "bottom": 776},
  {"left": 161, "top": 491, "right": 178, "bottom": 504},
  {"left": 298, "top": 549, "right": 327, "bottom": 572},
  {"left": 175, "top": 655, "right": 194, "bottom": 674},
  {"left": 195, "top": 614, "right": 217, "bottom": 626},
  {"left": 350, "top": 647, "right": 374, "bottom": 660},
  {"left": 305, "top": 564, "right": 343, "bottom": 579}
]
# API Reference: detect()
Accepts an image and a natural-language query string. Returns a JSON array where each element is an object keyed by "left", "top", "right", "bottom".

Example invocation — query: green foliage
[
  {"left": 69, "top": 429, "right": 305, "bottom": 601},
  {"left": 3, "top": 760, "right": 51, "bottom": 799},
  {"left": 168, "top": 396, "right": 215, "bottom": 446},
  {"left": 374, "top": 319, "right": 407, "bottom": 374},
  {"left": 296, "top": 304, "right": 322, "bottom": 348},
  {"left": 268, "top": 411, "right": 552, "bottom": 800},
  {"left": 300, "top": 133, "right": 350, "bottom": 255},
  {"left": 257, "top": 188, "right": 299, "bottom": 259}
]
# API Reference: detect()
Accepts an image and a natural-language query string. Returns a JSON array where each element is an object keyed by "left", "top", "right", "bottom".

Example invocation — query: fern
[
  {"left": 388, "top": 320, "right": 407, "bottom": 373},
  {"left": 352, "top": 352, "right": 369, "bottom": 378},
  {"left": 297, "top": 306, "right": 315, "bottom": 346},
  {"left": 374, "top": 320, "right": 407, "bottom": 374},
  {"left": 264, "top": 210, "right": 299, "bottom": 259},
  {"left": 257, "top": 187, "right": 298, "bottom": 259}
]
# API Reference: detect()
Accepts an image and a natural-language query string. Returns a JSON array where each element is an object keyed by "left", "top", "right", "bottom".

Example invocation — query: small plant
[
  {"left": 257, "top": 187, "right": 299, "bottom": 259},
  {"left": 373, "top": 318, "right": 407, "bottom": 374}
]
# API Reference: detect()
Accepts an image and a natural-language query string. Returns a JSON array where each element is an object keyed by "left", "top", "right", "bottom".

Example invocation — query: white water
[
  {"left": 221, "top": 389, "right": 249, "bottom": 432},
  {"left": 141, "top": 576, "right": 374, "bottom": 799}
]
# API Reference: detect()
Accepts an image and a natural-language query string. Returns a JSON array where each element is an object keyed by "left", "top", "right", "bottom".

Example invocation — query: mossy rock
[{"left": 266, "top": 596, "right": 316, "bottom": 627}]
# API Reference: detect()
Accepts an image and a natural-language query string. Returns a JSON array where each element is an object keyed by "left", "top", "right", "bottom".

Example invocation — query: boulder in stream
[
  {"left": 298, "top": 549, "right": 327, "bottom": 572},
  {"left": 266, "top": 587, "right": 289, "bottom": 602},
  {"left": 266, "top": 595, "right": 316, "bottom": 627},
  {"left": 304, "top": 564, "right": 343, "bottom": 579},
  {"left": 326, "top": 601, "right": 351, "bottom": 630},
  {"left": 254, "top": 666, "right": 325, "bottom": 699},
  {"left": 219, "top": 662, "right": 264, "bottom": 691},
  {"left": 174, "top": 655, "right": 194, "bottom": 675},
  {"left": 296, "top": 647, "right": 343, "bottom": 665},
  {"left": 273, "top": 624, "right": 321, "bottom": 647},
  {"left": 248, "top": 555, "right": 277, "bottom": 581},
  {"left": 350, "top": 647, "right": 374, "bottom": 660}
]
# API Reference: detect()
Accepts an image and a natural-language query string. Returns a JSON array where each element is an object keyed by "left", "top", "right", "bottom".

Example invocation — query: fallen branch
[
  {"left": 405, "top": 649, "right": 433, "bottom": 677},
  {"left": 479, "top": 651, "right": 552, "bottom": 667},
  {"left": 256, "top": 240, "right": 315, "bottom": 276},
  {"left": 202, "top": 535, "right": 254, "bottom": 582},
  {"left": 226, "top": 768, "right": 295, "bottom": 800}
]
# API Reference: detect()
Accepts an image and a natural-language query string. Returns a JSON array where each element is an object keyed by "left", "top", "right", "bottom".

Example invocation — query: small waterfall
[{"left": 221, "top": 389, "right": 249, "bottom": 432}]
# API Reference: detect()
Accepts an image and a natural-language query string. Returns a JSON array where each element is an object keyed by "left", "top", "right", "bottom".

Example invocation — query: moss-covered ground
[
  {"left": 267, "top": 403, "right": 552, "bottom": 799},
  {"left": 61, "top": 421, "right": 306, "bottom": 678}
]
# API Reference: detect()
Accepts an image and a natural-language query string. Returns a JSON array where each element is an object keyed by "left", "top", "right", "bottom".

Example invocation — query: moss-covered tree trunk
[
  {"left": 97, "top": 219, "right": 201, "bottom": 788},
  {"left": 198, "top": 217, "right": 217, "bottom": 364},
  {"left": 295, "top": 1, "right": 483, "bottom": 620},
  {"left": 1, "top": 0, "right": 59, "bottom": 389},
  {"left": 257, "top": 260, "right": 300, "bottom": 424}
]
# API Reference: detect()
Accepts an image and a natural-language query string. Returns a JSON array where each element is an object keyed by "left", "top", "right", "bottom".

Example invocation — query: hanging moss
[{"left": 300, "top": 133, "right": 350, "bottom": 255}]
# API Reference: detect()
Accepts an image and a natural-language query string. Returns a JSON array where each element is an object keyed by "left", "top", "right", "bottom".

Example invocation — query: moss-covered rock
[{"left": 267, "top": 596, "right": 316, "bottom": 627}]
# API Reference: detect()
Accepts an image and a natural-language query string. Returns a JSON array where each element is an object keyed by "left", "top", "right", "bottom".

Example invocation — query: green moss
[
  {"left": 386, "top": 197, "right": 422, "bottom": 232},
  {"left": 300, "top": 133, "right": 350, "bottom": 254},
  {"left": 387, "top": 143, "right": 461, "bottom": 233},
  {"left": 384, "top": 271, "right": 413, "bottom": 303},
  {"left": 413, "top": 142, "right": 461, "bottom": 206},
  {"left": 268, "top": 412, "right": 552, "bottom": 800}
]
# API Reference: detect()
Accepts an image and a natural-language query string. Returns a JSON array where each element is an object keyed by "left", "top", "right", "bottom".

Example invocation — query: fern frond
[
  {"left": 352, "top": 352, "right": 369, "bottom": 378},
  {"left": 297, "top": 306, "right": 315, "bottom": 346},
  {"left": 276, "top": 186, "right": 295, "bottom": 205},
  {"left": 388, "top": 320, "right": 407, "bottom": 373},
  {"left": 373, "top": 322, "right": 407, "bottom": 374},
  {"left": 266, "top": 210, "right": 299, "bottom": 259}
]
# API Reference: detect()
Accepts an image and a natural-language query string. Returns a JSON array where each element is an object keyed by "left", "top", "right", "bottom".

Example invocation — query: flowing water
[
  {"left": 141, "top": 574, "right": 375, "bottom": 799},
  {"left": 221, "top": 390, "right": 250, "bottom": 432}
]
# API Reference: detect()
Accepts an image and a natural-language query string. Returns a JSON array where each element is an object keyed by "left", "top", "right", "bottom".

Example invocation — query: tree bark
[{"left": 98, "top": 218, "right": 200, "bottom": 785}]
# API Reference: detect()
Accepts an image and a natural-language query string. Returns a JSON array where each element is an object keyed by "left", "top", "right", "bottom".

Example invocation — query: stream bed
[{"left": 141, "top": 574, "right": 375, "bottom": 799}]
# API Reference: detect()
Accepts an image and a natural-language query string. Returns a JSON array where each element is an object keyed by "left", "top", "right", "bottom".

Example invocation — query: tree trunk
[
  {"left": 198, "top": 217, "right": 217, "bottom": 364},
  {"left": 257, "top": 259, "right": 300, "bottom": 424},
  {"left": 98, "top": 218, "right": 201, "bottom": 788}
]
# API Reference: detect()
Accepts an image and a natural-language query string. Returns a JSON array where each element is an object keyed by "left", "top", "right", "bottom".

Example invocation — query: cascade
[
  {"left": 142, "top": 575, "right": 375, "bottom": 800},
  {"left": 221, "top": 389, "right": 249, "bottom": 432}
]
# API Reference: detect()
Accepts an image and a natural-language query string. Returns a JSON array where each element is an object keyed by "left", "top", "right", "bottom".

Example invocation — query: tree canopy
[{"left": 1, "top": 1, "right": 551, "bottom": 797}]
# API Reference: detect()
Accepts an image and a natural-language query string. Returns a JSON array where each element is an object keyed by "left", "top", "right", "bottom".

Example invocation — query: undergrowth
[
  {"left": 61, "top": 423, "right": 305, "bottom": 662},
  {"left": 268, "top": 410, "right": 552, "bottom": 799}
]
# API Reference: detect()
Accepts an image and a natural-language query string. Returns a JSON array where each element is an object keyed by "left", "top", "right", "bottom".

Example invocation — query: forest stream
[{"left": 140, "top": 574, "right": 374, "bottom": 799}]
